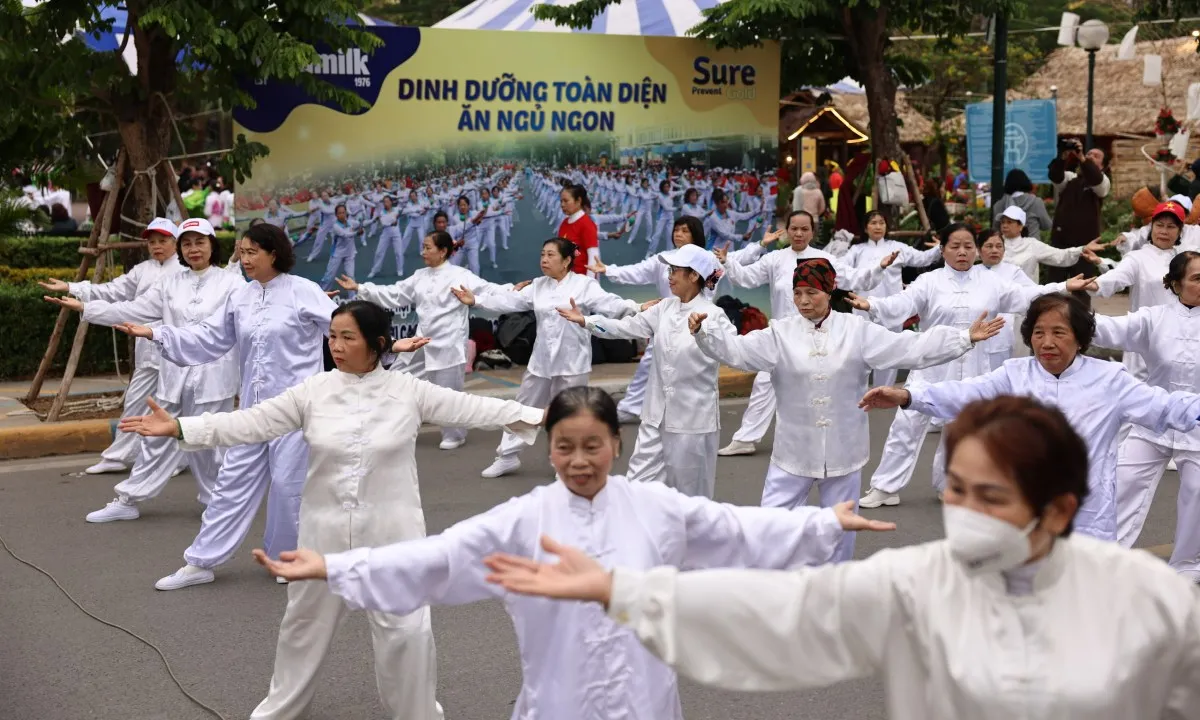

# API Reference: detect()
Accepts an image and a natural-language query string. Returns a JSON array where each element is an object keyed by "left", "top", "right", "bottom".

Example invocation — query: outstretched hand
[
  {"left": 43, "top": 295, "right": 83, "bottom": 312},
  {"left": 450, "top": 285, "right": 476, "bottom": 306},
  {"left": 113, "top": 322, "right": 154, "bottom": 339},
  {"left": 687, "top": 312, "right": 708, "bottom": 334},
  {"left": 556, "top": 298, "right": 587, "bottom": 327},
  {"left": 252, "top": 548, "right": 328, "bottom": 581},
  {"left": 858, "top": 386, "right": 911, "bottom": 411},
  {"left": 878, "top": 250, "right": 901, "bottom": 269},
  {"left": 1064, "top": 273, "right": 1099, "bottom": 293},
  {"left": 832, "top": 501, "right": 897, "bottom": 532},
  {"left": 393, "top": 336, "right": 432, "bottom": 353},
  {"left": 37, "top": 278, "right": 68, "bottom": 293},
  {"left": 483, "top": 535, "right": 613, "bottom": 605},
  {"left": 844, "top": 292, "right": 870, "bottom": 312},
  {"left": 336, "top": 274, "right": 359, "bottom": 292},
  {"left": 967, "top": 312, "right": 1006, "bottom": 343},
  {"left": 117, "top": 397, "right": 178, "bottom": 437}
]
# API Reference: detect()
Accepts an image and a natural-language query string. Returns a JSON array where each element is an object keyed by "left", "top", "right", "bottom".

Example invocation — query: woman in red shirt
[{"left": 556, "top": 184, "right": 600, "bottom": 277}]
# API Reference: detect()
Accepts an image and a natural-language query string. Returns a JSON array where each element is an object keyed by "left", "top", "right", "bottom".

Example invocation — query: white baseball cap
[
  {"left": 1169, "top": 194, "right": 1194, "bottom": 212},
  {"left": 658, "top": 244, "right": 719, "bottom": 281},
  {"left": 142, "top": 217, "right": 180, "bottom": 239},
  {"left": 177, "top": 217, "right": 216, "bottom": 237},
  {"left": 1000, "top": 205, "right": 1027, "bottom": 226}
]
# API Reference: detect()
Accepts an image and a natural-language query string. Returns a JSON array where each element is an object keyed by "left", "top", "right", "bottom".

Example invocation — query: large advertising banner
[{"left": 234, "top": 27, "right": 780, "bottom": 338}]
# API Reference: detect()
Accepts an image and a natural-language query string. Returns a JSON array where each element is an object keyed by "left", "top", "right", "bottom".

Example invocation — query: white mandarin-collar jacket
[{"left": 69, "top": 255, "right": 182, "bottom": 370}]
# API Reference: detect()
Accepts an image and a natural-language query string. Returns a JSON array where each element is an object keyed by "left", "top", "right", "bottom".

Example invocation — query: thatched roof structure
[
  {"left": 780, "top": 89, "right": 936, "bottom": 145},
  {"left": 1018, "top": 35, "right": 1200, "bottom": 136}
]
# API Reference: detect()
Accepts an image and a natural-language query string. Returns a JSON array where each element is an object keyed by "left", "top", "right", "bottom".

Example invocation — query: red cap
[{"left": 1153, "top": 201, "right": 1186, "bottom": 225}]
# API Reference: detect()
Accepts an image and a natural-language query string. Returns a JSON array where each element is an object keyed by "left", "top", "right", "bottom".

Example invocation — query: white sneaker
[
  {"left": 717, "top": 440, "right": 756, "bottom": 457},
  {"left": 85, "top": 460, "right": 128, "bottom": 475},
  {"left": 155, "top": 565, "right": 215, "bottom": 591},
  {"left": 439, "top": 438, "right": 466, "bottom": 451},
  {"left": 1167, "top": 459, "right": 1179, "bottom": 471},
  {"left": 170, "top": 466, "right": 187, "bottom": 478},
  {"left": 859, "top": 488, "right": 900, "bottom": 508},
  {"left": 481, "top": 456, "right": 521, "bottom": 478},
  {"left": 617, "top": 410, "right": 640, "bottom": 425},
  {"left": 85, "top": 499, "right": 139, "bottom": 523},
  {"left": 275, "top": 576, "right": 289, "bottom": 585}
]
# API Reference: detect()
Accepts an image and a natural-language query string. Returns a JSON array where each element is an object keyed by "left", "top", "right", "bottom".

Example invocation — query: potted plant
[{"left": 1156, "top": 107, "right": 1181, "bottom": 143}]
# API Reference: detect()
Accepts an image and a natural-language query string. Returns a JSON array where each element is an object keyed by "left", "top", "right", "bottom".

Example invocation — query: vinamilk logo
[
  {"left": 691, "top": 56, "right": 757, "bottom": 100},
  {"left": 304, "top": 49, "right": 372, "bottom": 87}
]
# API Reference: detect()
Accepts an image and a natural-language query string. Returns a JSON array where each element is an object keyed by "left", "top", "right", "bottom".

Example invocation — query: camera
[{"left": 1058, "top": 138, "right": 1083, "bottom": 155}]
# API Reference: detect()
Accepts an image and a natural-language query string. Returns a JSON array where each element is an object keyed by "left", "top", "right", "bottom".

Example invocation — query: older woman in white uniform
[
  {"left": 561, "top": 244, "right": 736, "bottom": 498},
  {"left": 452, "top": 238, "right": 646, "bottom": 479},
  {"left": 46, "top": 218, "right": 243, "bottom": 522},
  {"left": 693, "top": 257, "right": 1001, "bottom": 561},
  {"left": 340, "top": 230, "right": 512, "bottom": 450},
  {"left": 1093, "top": 250, "right": 1200, "bottom": 581},
  {"left": 39, "top": 218, "right": 182, "bottom": 475},
  {"left": 117, "top": 223, "right": 337, "bottom": 590},
  {"left": 975, "top": 229, "right": 1033, "bottom": 370},
  {"left": 860, "top": 292, "right": 1200, "bottom": 541},
  {"left": 121, "top": 300, "right": 545, "bottom": 720},
  {"left": 252, "top": 386, "right": 896, "bottom": 720},
  {"left": 486, "top": 395, "right": 1200, "bottom": 720}
]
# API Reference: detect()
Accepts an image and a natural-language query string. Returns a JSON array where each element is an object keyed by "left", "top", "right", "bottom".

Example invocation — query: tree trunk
[{"left": 842, "top": 8, "right": 904, "bottom": 166}]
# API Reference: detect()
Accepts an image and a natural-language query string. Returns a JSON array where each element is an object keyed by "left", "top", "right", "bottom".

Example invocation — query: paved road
[{"left": 0, "top": 399, "right": 1181, "bottom": 720}]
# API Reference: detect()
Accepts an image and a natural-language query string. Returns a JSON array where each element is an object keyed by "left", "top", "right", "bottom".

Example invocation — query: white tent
[{"left": 435, "top": 0, "right": 730, "bottom": 37}]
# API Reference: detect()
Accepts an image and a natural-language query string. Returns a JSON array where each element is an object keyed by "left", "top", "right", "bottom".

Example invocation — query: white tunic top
[
  {"left": 606, "top": 536, "right": 1200, "bottom": 720},
  {"left": 1094, "top": 301, "right": 1200, "bottom": 451},
  {"left": 1093, "top": 244, "right": 1179, "bottom": 312},
  {"left": 696, "top": 312, "right": 973, "bottom": 477},
  {"left": 584, "top": 295, "right": 737, "bottom": 434},
  {"left": 179, "top": 366, "right": 543, "bottom": 551},
  {"left": 154, "top": 273, "right": 336, "bottom": 407},
  {"left": 68, "top": 255, "right": 182, "bottom": 370},
  {"left": 475, "top": 273, "right": 639, "bottom": 378},
  {"left": 908, "top": 355, "right": 1200, "bottom": 540},
  {"left": 357, "top": 263, "right": 509, "bottom": 372},
  {"left": 81, "top": 266, "right": 243, "bottom": 404},
  {"left": 867, "top": 266, "right": 1063, "bottom": 385},
  {"left": 1002, "top": 236, "right": 1084, "bottom": 283},
  {"left": 722, "top": 245, "right": 884, "bottom": 320},
  {"left": 323, "top": 475, "right": 845, "bottom": 720},
  {"left": 842, "top": 238, "right": 942, "bottom": 297},
  {"left": 982, "top": 261, "right": 1036, "bottom": 355}
]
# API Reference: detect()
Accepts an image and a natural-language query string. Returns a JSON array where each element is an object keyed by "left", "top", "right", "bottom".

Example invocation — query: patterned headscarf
[{"left": 793, "top": 258, "right": 837, "bottom": 294}]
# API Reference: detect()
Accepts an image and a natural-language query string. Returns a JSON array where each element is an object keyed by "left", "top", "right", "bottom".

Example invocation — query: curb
[
  {"left": 0, "top": 369, "right": 759, "bottom": 460},
  {"left": 0, "top": 419, "right": 116, "bottom": 460}
]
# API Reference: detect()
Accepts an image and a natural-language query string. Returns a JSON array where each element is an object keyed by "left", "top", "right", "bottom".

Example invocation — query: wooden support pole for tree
[
  {"left": 43, "top": 156, "right": 126, "bottom": 422},
  {"left": 903, "top": 156, "right": 932, "bottom": 233},
  {"left": 26, "top": 153, "right": 126, "bottom": 404},
  {"left": 79, "top": 241, "right": 148, "bottom": 256}
]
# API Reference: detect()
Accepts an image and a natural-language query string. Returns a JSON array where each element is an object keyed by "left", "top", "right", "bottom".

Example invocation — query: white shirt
[
  {"left": 908, "top": 355, "right": 1200, "bottom": 540},
  {"left": 179, "top": 366, "right": 543, "bottom": 552},
  {"left": 867, "top": 266, "right": 1063, "bottom": 386},
  {"left": 322, "top": 475, "right": 845, "bottom": 720},
  {"left": 1093, "top": 243, "right": 1179, "bottom": 312},
  {"left": 68, "top": 255, "right": 182, "bottom": 370},
  {"left": 1002, "top": 235, "right": 1084, "bottom": 283},
  {"left": 842, "top": 238, "right": 942, "bottom": 298},
  {"left": 607, "top": 536, "right": 1200, "bottom": 720},
  {"left": 154, "top": 273, "right": 336, "bottom": 407},
  {"left": 82, "top": 266, "right": 243, "bottom": 404},
  {"left": 697, "top": 311, "right": 973, "bottom": 477},
  {"left": 358, "top": 263, "right": 509, "bottom": 372},
  {"left": 1115, "top": 223, "right": 1200, "bottom": 255},
  {"left": 1095, "top": 301, "right": 1200, "bottom": 451},
  {"left": 722, "top": 245, "right": 883, "bottom": 320},
  {"left": 475, "top": 273, "right": 638, "bottom": 378},
  {"left": 982, "top": 261, "right": 1036, "bottom": 354},
  {"left": 584, "top": 295, "right": 737, "bottom": 434}
]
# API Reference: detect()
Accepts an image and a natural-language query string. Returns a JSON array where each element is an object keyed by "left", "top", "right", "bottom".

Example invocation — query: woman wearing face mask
[
  {"left": 452, "top": 239, "right": 647, "bottom": 478},
  {"left": 484, "top": 395, "right": 1200, "bottom": 720},
  {"left": 555, "top": 184, "right": 601, "bottom": 277},
  {"left": 337, "top": 231, "right": 512, "bottom": 450},
  {"left": 842, "top": 210, "right": 943, "bottom": 387},
  {"left": 975, "top": 229, "right": 1033, "bottom": 370},
  {"left": 121, "top": 300, "right": 544, "bottom": 720},
  {"left": 852, "top": 223, "right": 1090, "bottom": 509},
  {"left": 114, "top": 223, "right": 337, "bottom": 590},
  {"left": 252, "top": 386, "right": 896, "bottom": 720},
  {"left": 692, "top": 258, "right": 1002, "bottom": 560},
  {"left": 860, "top": 292, "right": 1200, "bottom": 541},
  {"left": 1092, "top": 251, "right": 1200, "bottom": 581},
  {"left": 45, "top": 218, "right": 242, "bottom": 522},
  {"left": 366, "top": 195, "right": 404, "bottom": 279},
  {"left": 558, "top": 244, "right": 737, "bottom": 498},
  {"left": 715, "top": 210, "right": 895, "bottom": 458},
  {"left": 39, "top": 218, "right": 182, "bottom": 476},
  {"left": 1088, "top": 201, "right": 1187, "bottom": 382}
]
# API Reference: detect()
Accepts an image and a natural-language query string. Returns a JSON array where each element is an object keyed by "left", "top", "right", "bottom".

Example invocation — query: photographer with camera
[{"left": 1046, "top": 138, "right": 1110, "bottom": 307}]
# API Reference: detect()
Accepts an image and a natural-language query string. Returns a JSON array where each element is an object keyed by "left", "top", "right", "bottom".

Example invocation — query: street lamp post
[{"left": 1076, "top": 19, "right": 1109, "bottom": 152}]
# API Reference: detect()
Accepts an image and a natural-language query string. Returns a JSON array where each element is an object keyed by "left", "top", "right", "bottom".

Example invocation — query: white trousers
[
  {"left": 116, "top": 389, "right": 231, "bottom": 505},
  {"left": 102, "top": 365, "right": 159, "bottom": 465},
  {"left": 1115, "top": 436, "right": 1200, "bottom": 581},
  {"left": 368, "top": 227, "right": 406, "bottom": 278},
  {"left": 452, "top": 238, "right": 481, "bottom": 277},
  {"left": 320, "top": 248, "right": 355, "bottom": 290},
  {"left": 628, "top": 209, "right": 653, "bottom": 244},
  {"left": 762, "top": 464, "right": 861, "bottom": 562},
  {"left": 183, "top": 430, "right": 309, "bottom": 567},
  {"left": 870, "top": 407, "right": 947, "bottom": 494},
  {"left": 495, "top": 371, "right": 588, "bottom": 459},
  {"left": 625, "top": 423, "right": 719, "bottom": 498},
  {"left": 647, "top": 215, "right": 671, "bottom": 256},
  {"left": 391, "top": 350, "right": 467, "bottom": 445},
  {"left": 305, "top": 224, "right": 333, "bottom": 260},
  {"left": 731, "top": 372, "right": 775, "bottom": 444},
  {"left": 617, "top": 342, "right": 654, "bottom": 417},
  {"left": 251, "top": 575, "right": 442, "bottom": 720}
]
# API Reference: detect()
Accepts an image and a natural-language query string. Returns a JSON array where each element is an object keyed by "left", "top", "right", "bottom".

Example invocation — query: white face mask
[{"left": 942, "top": 504, "right": 1039, "bottom": 576}]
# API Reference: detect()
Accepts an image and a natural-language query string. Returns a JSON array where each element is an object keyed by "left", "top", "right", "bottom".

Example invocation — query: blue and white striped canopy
[{"left": 435, "top": 0, "right": 730, "bottom": 37}]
